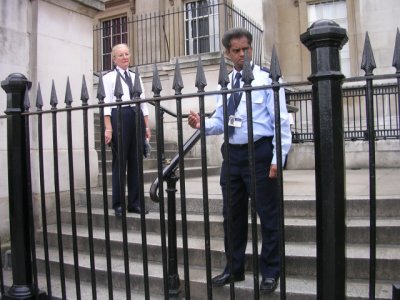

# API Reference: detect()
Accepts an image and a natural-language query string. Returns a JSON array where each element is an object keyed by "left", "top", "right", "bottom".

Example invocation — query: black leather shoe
[
  {"left": 127, "top": 206, "right": 149, "bottom": 214},
  {"left": 260, "top": 277, "right": 278, "bottom": 293},
  {"left": 114, "top": 206, "right": 122, "bottom": 217},
  {"left": 212, "top": 272, "right": 244, "bottom": 287}
]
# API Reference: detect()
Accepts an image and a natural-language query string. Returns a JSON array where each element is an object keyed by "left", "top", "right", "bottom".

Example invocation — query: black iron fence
[
  {"left": 93, "top": 0, "right": 263, "bottom": 72},
  {"left": 1, "top": 20, "right": 400, "bottom": 300},
  {"left": 287, "top": 82, "right": 400, "bottom": 143}
]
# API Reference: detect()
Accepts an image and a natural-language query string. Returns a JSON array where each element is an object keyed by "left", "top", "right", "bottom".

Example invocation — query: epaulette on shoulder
[
  {"left": 101, "top": 69, "right": 113, "bottom": 76},
  {"left": 128, "top": 69, "right": 136, "bottom": 74},
  {"left": 260, "top": 66, "right": 270, "bottom": 73}
]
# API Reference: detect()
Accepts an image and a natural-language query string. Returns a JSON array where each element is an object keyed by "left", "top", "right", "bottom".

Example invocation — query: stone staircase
[
  {"left": 31, "top": 115, "right": 400, "bottom": 299},
  {"left": 93, "top": 117, "right": 221, "bottom": 188}
]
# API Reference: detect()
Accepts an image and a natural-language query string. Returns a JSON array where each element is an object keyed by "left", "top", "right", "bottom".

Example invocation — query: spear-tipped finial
[
  {"left": 218, "top": 53, "right": 229, "bottom": 88},
  {"left": 392, "top": 28, "right": 400, "bottom": 73},
  {"left": 195, "top": 55, "right": 207, "bottom": 92},
  {"left": 80, "top": 75, "right": 89, "bottom": 105},
  {"left": 36, "top": 83, "right": 43, "bottom": 111},
  {"left": 152, "top": 64, "right": 162, "bottom": 97},
  {"left": 172, "top": 59, "right": 184, "bottom": 94},
  {"left": 97, "top": 72, "right": 106, "bottom": 104},
  {"left": 133, "top": 66, "right": 143, "bottom": 99},
  {"left": 270, "top": 45, "right": 282, "bottom": 83},
  {"left": 65, "top": 77, "right": 73, "bottom": 108},
  {"left": 242, "top": 49, "right": 254, "bottom": 85},
  {"left": 361, "top": 32, "right": 376, "bottom": 76},
  {"left": 114, "top": 72, "right": 123, "bottom": 100},
  {"left": 50, "top": 80, "right": 58, "bottom": 109}
]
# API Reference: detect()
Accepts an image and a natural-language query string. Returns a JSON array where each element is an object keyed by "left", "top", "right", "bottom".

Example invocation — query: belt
[
  {"left": 228, "top": 136, "right": 272, "bottom": 148},
  {"left": 112, "top": 104, "right": 136, "bottom": 110}
]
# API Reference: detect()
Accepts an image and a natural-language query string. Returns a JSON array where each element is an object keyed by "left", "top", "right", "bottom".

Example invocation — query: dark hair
[{"left": 221, "top": 27, "right": 253, "bottom": 50}]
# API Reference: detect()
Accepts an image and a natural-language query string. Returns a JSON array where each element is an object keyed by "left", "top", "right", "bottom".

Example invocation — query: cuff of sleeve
[
  {"left": 104, "top": 107, "right": 111, "bottom": 116},
  {"left": 271, "top": 155, "right": 286, "bottom": 166}
]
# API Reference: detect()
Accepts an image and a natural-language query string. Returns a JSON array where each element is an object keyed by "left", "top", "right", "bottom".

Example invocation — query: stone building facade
[{"left": 0, "top": 0, "right": 104, "bottom": 241}]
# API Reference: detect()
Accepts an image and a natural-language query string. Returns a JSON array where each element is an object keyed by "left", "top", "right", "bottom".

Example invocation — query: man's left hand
[{"left": 145, "top": 127, "right": 151, "bottom": 140}]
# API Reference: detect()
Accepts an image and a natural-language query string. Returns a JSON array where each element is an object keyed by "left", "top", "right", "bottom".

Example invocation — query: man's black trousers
[{"left": 220, "top": 136, "right": 280, "bottom": 280}]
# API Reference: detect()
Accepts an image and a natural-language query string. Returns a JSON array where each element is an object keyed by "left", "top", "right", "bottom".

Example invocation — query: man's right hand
[{"left": 188, "top": 110, "right": 200, "bottom": 129}]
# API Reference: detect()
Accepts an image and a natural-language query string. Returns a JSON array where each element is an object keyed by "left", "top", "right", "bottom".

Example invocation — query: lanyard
[{"left": 116, "top": 69, "right": 134, "bottom": 99}]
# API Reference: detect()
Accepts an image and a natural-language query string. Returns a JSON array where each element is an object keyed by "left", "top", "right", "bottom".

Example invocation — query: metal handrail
[
  {"left": 149, "top": 129, "right": 201, "bottom": 202},
  {"left": 148, "top": 100, "right": 299, "bottom": 203}
]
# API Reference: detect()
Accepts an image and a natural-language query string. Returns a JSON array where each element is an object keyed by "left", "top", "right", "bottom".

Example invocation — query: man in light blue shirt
[{"left": 188, "top": 27, "right": 291, "bottom": 293}]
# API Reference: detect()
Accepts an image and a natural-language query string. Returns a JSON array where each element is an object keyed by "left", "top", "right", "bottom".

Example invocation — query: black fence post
[
  {"left": 1, "top": 73, "right": 43, "bottom": 300},
  {"left": 394, "top": 283, "right": 400, "bottom": 300},
  {"left": 165, "top": 172, "right": 181, "bottom": 297},
  {"left": 160, "top": 109, "right": 166, "bottom": 164},
  {"left": 300, "top": 20, "right": 348, "bottom": 299}
]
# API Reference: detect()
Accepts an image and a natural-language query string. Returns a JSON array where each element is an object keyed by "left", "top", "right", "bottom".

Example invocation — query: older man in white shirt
[{"left": 103, "top": 43, "right": 151, "bottom": 216}]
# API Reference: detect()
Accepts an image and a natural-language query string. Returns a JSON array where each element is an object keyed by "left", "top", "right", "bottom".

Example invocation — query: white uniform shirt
[{"left": 102, "top": 66, "right": 149, "bottom": 117}]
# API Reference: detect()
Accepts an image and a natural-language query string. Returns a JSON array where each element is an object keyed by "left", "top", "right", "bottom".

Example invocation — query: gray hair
[
  {"left": 111, "top": 43, "right": 130, "bottom": 60},
  {"left": 221, "top": 27, "right": 253, "bottom": 50}
]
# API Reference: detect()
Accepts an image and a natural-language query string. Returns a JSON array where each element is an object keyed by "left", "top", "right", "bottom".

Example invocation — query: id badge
[{"left": 228, "top": 115, "right": 242, "bottom": 128}]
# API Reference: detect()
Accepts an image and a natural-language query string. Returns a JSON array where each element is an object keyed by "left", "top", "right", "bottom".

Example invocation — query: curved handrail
[
  {"left": 148, "top": 101, "right": 296, "bottom": 202},
  {"left": 149, "top": 128, "right": 201, "bottom": 202}
]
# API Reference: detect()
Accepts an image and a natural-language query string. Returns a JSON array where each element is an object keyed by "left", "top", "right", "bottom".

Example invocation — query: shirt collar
[
  {"left": 233, "top": 68, "right": 241, "bottom": 78},
  {"left": 115, "top": 66, "right": 129, "bottom": 75},
  {"left": 233, "top": 61, "right": 254, "bottom": 78}
]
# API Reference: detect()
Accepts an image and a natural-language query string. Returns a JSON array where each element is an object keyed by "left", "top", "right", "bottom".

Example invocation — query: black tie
[
  {"left": 228, "top": 72, "right": 242, "bottom": 137},
  {"left": 124, "top": 70, "right": 134, "bottom": 99}
]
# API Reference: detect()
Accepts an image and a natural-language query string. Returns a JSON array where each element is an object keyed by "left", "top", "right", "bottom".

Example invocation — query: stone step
[
  {"left": 0, "top": 269, "right": 164, "bottom": 300},
  {"left": 62, "top": 116, "right": 400, "bottom": 300},
  {"left": 32, "top": 245, "right": 395, "bottom": 300},
  {"left": 95, "top": 147, "right": 186, "bottom": 161},
  {"left": 96, "top": 166, "right": 221, "bottom": 187},
  {"left": 94, "top": 137, "right": 179, "bottom": 152},
  {"left": 38, "top": 221, "right": 400, "bottom": 281},
  {"left": 59, "top": 208, "right": 400, "bottom": 245},
  {"left": 98, "top": 156, "right": 204, "bottom": 173},
  {"left": 75, "top": 188, "right": 400, "bottom": 218}
]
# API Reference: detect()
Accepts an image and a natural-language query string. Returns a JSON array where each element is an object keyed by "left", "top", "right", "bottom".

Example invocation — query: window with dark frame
[
  {"left": 101, "top": 16, "right": 128, "bottom": 71},
  {"left": 185, "top": 0, "right": 220, "bottom": 55},
  {"left": 307, "top": 0, "right": 349, "bottom": 76}
]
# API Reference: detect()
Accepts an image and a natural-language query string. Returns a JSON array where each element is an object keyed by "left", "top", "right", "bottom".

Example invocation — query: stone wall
[
  {"left": 287, "top": 140, "right": 400, "bottom": 170},
  {"left": 0, "top": 0, "right": 104, "bottom": 241},
  {"left": 265, "top": 0, "right": 400, "bottom": 81}
]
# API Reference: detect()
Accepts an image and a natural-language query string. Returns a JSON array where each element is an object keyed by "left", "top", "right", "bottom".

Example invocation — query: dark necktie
[
  {"left": 124, "top": 70, "right": 134, "bottom": 99},
  {"left": 228, "top": 72, "right": 242, "bottom": 137}
]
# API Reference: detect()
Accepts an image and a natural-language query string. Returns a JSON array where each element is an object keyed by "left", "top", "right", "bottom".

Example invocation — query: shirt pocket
[
  {"left": 240, "top": 90, "right": 265, "bottom": 103},
  {"left": 237, "top": 91, "right": 265, "bottom": 120},
  {"left": 250, "top": 90, "right": 265, "bottom": 104}
]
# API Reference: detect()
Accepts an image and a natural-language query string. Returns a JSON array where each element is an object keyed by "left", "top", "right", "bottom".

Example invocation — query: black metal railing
[
  {"left": 93, "top": 0, "right": 263, "bottom": 72},
  {"left": 287, "top": 82, "right": 400, "bottom": 143},
  {"left": 1, "top": 21, "right": 400, "bottom": 300}
]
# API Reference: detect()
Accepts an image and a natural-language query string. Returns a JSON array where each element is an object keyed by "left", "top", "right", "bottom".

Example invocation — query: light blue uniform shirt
[{"left": 205, "top": 64, "right": 292, "bottom": 165}]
